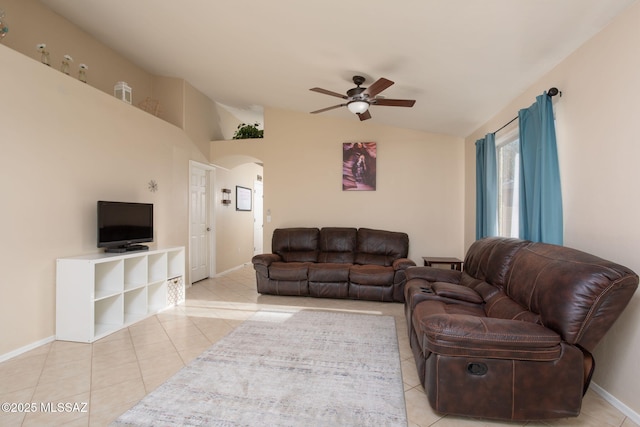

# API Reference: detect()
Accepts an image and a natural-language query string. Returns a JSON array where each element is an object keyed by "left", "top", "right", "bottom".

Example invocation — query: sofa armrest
[
  {"left": 393, "top": 257, "right": 416, "bottom": 270},
  {"left": 251, "top": 253, "right": 282, "bottom": 267},
  {"left": 406, "top": 266, "right": 461, "bottom": 283},
  {"left": 421, "top": 313, "right": 561, "bottom": 361}
]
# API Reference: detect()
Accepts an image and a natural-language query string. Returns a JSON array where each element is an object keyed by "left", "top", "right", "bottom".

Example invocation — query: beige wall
[
  {"left": 212, "top": 107, "right": 465, "bottom": 274},
  {"left": 212, "top": 140, "right": 266, "bottom": 169},
  {"left": 228, "top": 108, "right": 466, "bottom": 264},
  {"left": 216, "top": 105, "right": 245, "bottom": 141},
  {"left": 152, "top": 76, "right": 185, "bottom": 129},
  {"left": 2, "top": 0, "right": 221, "bottom": 162},
  {"left": 213, "top": 163, "right": 264, "bottom": 273},
  {"left": 210, "top": 140, "right": 265, "bottom": 273},
  {"left": 0, "top": 44, "right": 207, "bottom": 356},
  {"left": 184, "top": 81, "right": 224, "bottom": 157},
  {"left": 465, "top": 1, "right": 640, "bottom": 414},
  {"left": 0, "top": 0, "right": 225, "bottom": 358},
  {"left": 1, "top": 0, "right": 154, "bottom": 104}
]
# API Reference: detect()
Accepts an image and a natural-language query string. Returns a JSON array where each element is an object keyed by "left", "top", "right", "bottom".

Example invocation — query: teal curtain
[
  {"left": 475, "top": 133, "right": 497, "bottom": 239},
  {"left": 518, "top": 92, "right": 563, "bottom": 244}
]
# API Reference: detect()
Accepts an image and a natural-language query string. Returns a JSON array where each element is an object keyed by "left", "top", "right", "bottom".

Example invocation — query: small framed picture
[{"left": 236, "top": 186, "right": 252, "bottom": 211}]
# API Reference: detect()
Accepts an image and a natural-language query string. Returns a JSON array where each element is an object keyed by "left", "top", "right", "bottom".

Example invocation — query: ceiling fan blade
[
  {"left": 357, "top": 110, "right": 372, "bottom": 121},
  {"left": 310, "top": 87, "right": 348, "bottom": 99},
  {"left": 373, "top": 98, "right": 416, "bottom": 107},
  {"left": 364, "top": 78, "right": 394, "bottom": 97},
  {"left": 310, "top": 104, "right": 346, "bottom": 114}
]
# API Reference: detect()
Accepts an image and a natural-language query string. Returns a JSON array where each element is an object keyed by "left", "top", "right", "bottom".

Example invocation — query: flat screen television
[{"left": 97, "top": 201, "right": 153, "bottom": 252}]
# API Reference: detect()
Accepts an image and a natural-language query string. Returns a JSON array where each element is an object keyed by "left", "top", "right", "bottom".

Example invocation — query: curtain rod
[{"left": 492, "top": 87, "right": 561, "bottom": 134}]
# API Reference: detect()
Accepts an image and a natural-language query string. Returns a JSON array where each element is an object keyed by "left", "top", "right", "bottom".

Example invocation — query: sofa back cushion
[
  {"left": 463, "top": 237, "right": 529, "bottom": 289},
  {"left": 318, "top": 227, "right": 357, "bottom": 263},
  {"left": 505, "top": 241, "right": 638, "bottom": 350},
  {"left": 355, "top": 228, "right": 409, "bottom": 267},
  {"left": 272, "top": 228, "right": 319, "bottom": 262}
]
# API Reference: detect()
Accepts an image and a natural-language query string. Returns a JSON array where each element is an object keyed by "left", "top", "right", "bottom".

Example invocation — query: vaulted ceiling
[{"left": 40, "top": 0, "right": 637, "bottom": 137}]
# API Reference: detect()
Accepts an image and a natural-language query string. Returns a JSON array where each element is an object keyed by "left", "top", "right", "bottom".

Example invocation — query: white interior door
[
  {"left": 190, "top": 165, "right": 209, "bottom": 283},
  {"left": 253, "top": 180, "right": 264, "bottom": 255}
]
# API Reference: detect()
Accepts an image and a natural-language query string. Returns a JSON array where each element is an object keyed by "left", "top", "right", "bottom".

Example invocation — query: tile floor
[{"left": 0, "top": 264, "right": 637, "bottom": 427}]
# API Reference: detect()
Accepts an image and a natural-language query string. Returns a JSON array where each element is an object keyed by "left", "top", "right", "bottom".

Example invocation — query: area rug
[{"left": 112, "top": 309, "right": 407, "bottom": 426}]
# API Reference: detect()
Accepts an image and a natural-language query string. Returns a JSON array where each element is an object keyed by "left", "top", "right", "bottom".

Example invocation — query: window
[{"left": 496, "top": 126, "right": 520, "bottom": 237}]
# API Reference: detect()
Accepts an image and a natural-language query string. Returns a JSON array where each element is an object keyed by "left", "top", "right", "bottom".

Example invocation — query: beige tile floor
[{"left": 0, "top": 264, "right": 638, "bottom": 427}]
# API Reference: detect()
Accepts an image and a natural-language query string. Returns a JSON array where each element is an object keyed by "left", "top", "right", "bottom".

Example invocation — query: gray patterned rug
[{"left": 112, "top": 309, "right": 407, "bottom": 426}]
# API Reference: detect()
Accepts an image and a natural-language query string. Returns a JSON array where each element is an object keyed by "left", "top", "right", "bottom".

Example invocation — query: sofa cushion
[
  {"left": 430, "top": 282, "right": 483, "bottom": 304},
  {"left": 484, "top": 289, "right": 541, "bottom": 323},
  {"left": 420, "top": 312, "right": 561, "bottom": 361},
  {"left": 272, "top": 228, "right": 319, "bottom": 262},
  {"left": 412, "top": 299, "right": 485, "bottom": 350},
  {"left": 413, "top": 297, "right": 485, "bottom": 321},
  {"left": 349, "top": 264, "right": 395, "bottom": 286},
  {"left": 269, "top": 262, "right": 309, "bottom": 281},
  {"left": 505, "top": 242, "right": 639, "bottom": 349},
  {"left": 318, "top": 227, "right": 356, "bottom": 263},
  {"left": 308, "top": 263, "right": 351, "bottom": 282},
  {"left": 355, "top": 228, "right": 409, "bottom": 266},
  {"left": 463, "top": 237, "right": 529, "bottom": 289},
  {"left": 309, "top": 282, "right": 349, "bottom": 299}
]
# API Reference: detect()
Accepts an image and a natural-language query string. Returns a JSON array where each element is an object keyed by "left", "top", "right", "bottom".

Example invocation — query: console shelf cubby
[{"left": 56, "top": 246, "right": 185, "bottom": 343}]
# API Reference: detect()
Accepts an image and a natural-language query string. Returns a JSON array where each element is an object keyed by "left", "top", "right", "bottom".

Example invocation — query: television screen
[{"left": 97, "top": 201, "right": 153, "bottom": 250}]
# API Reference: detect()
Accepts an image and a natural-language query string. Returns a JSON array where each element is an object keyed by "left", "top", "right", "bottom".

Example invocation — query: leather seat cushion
[
  {"left": 484, "top": 289, "right": 541, "bottom": 323},
  {"left": 413, "top": 301, "right": 561, "bottom": 361},
  {"left": 349, "top": 264, "right": 394, "bottom": 286},
  {"left": 269, "top": 262, "right": 309, "bottom": 280},
  {"left": 308, "top": 263, "right": 351, "bottom": 282},
  {"left": 413, "top": 298, "right": 485, "bottom": 324}
]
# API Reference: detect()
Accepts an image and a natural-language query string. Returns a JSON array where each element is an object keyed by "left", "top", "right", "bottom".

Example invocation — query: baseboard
[
  {"left": 0, "top": 335, "right": 55, "bottom": 363},
  {"left": 215, "top": 262, "right": 251, "bottom": 277},
  {"left": 591, "top": 382, "right": 640, "bottom": 424}
]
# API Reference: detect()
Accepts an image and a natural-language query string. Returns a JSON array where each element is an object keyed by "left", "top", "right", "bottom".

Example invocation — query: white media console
[{"left": 56, "top": 246, "right": 185, "bottom": 343}]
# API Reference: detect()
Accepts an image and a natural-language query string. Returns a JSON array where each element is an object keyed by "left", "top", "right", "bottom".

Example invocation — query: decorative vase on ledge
[
  {"left": 61, "top": 54, "right": 73, "bottom": 75},
  {"left": 0, "top": 9, "right": 8, "bottom": 42},
  {"left": 36, "top": 43, "right": 50, "bottom": 66},
  {"left": 78, "top": 64, "right": 88, "bottom": 83}
]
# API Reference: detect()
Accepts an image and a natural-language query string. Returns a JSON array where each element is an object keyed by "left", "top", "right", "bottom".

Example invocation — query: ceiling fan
[{"left": 310, "top": 75, "right": 416, "bottom": 121}]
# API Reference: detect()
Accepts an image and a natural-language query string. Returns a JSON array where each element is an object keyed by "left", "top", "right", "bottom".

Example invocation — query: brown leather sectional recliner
[
  {"left": 405, "top": 237, "right": 638, "bottom": 421},
  {"left": 251, "top": 227, "right": 415, "bottom": 302}
]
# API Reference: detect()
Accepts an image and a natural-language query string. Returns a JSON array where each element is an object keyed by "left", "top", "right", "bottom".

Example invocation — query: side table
[{"left": 422, "top": 256, "right": 463, "bottom": 271}]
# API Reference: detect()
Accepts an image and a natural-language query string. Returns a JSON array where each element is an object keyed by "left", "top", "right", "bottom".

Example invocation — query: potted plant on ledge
[{"left": 233, "top": 122, "right": 263, "bottom": 139}]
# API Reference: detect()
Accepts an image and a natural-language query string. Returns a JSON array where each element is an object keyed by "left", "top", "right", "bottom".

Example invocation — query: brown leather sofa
[
  {"left": 404, "top": 237, "right": 638, "bottom": 421},
  {"left": 252, "top": 227, "right": 415, "bottom": 302}
]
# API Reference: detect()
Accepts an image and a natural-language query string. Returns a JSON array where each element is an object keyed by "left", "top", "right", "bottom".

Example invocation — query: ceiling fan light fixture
[
  {"left": 347, "top": 100, "right": 369, "bottom": 114},
  {"left": 310, "top": 76, "right": 414, "bottom": 120}
]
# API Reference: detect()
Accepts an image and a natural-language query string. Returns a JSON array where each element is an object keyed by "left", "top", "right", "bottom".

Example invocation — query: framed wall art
[
  {"left": 236, "top": 185, "right": 252, "bottom": 211},
  {"left": 342, "top": 142, "right": 376, "bottom": 191}
]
